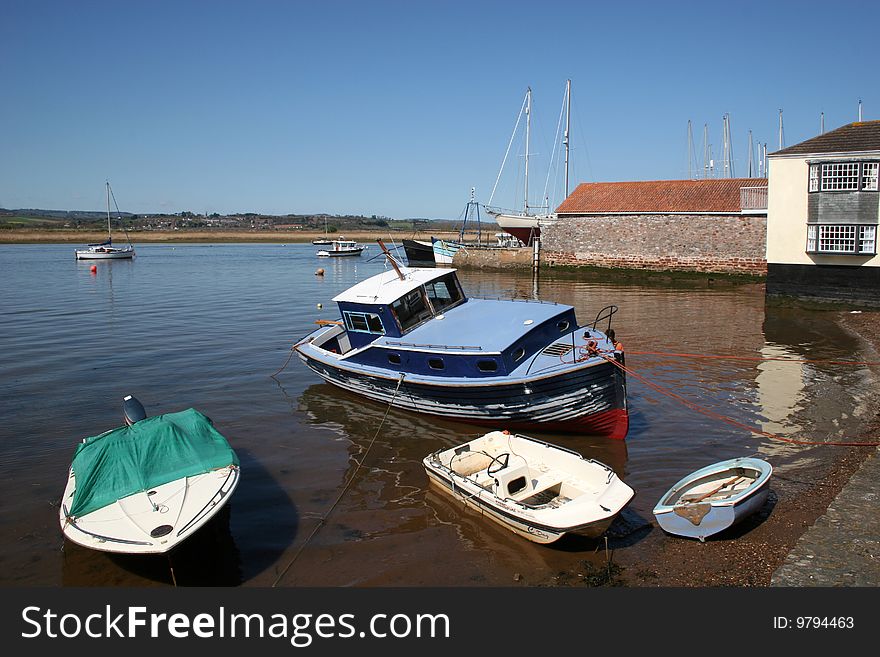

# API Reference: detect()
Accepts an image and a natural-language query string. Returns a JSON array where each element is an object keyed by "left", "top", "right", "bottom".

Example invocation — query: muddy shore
[{"left": 552, "top": 310, "right": 880, "bottom": 588}]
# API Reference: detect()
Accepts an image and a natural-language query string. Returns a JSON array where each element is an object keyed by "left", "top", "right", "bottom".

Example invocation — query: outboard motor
[{"left": 123, "top": 395, "right": 148, "bottom": 426}]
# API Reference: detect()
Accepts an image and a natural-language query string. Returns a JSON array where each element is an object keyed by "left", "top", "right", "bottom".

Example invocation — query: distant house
[
  {"left": 767, "top": 121, "right": 880, "bottom": 306},
  {"left": 543, "top": 178, "right": 768, "bottom": 275}
]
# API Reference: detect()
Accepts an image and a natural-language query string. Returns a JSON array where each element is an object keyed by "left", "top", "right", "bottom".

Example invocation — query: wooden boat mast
[{"left": 377, "top": 239, "right": 405, "bottom": 280}]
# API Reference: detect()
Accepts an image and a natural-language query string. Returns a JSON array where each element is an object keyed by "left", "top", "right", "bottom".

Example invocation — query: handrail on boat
[{"left": 590, "top": 305, "right": 618, "bottom": 332}]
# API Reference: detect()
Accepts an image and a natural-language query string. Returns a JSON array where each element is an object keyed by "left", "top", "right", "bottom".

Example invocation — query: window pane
[
  {"left": 818, "top": 225, "right": 857, "bottom": 253},
  {"left": 821, "top": 162, "right": 859, "bottom": 190},
  {"left": 367, "top": 314, "right": 385, "bottom": 334},
  {"left": 809, "top": 164, "right": 819, "bottom": 192},
  {"left": 862, "top": 163, "right": 878, "bottom": 190},
  {"left": 860, "top": 225, "right": 876, "bottom": 254}
]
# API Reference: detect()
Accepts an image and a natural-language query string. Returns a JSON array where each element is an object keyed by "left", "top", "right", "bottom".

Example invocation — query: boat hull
[
  {"left": 653, "top": 457, "right": 772, "bottom": 541},
  {"left": 296, "top": 349, "right": 629, "bottom": 438},
  {"left": 59, "top": 465, "right": 240, "bottom": 554},
  {"left": 75, "top": 248, "right": 134, "bottom": 260},
  {"left": 402, "top": 239, "right": 435, "bottom": 267},
  {"left": 431, "top": 238, "right": 461, "bottom": 265},
  {"left": 317, "top": 249, "right": 363, "bottom": 257}
]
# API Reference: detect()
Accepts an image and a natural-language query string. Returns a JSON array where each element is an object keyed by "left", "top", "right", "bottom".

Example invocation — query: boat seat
[{"left": 492, "top": 457, "right": 533, "bottom": 499}]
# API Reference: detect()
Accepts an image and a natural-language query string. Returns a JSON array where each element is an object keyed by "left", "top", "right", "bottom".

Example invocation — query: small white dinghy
[
  {"left": 60, "top": 396, "right": 240, "bottom": 555},
  {"left": 423, "top": 430, "right": 634, "bottom": 544},
  {"left": 653, "top": 457, "right": 772, "bottom": 542}
]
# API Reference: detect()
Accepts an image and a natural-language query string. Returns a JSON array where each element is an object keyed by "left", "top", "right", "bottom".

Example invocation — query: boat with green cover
[{"left": 60, "top": 405, "right": 240, "bottom": 554}]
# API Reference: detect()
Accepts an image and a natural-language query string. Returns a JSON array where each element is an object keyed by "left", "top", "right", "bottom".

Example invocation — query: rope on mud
[
  {"left": 271, "top": 373, "right": 406, "bottom": 587},
  {"left": 595, "top": 351, "right": 880, "bottom": 447}
]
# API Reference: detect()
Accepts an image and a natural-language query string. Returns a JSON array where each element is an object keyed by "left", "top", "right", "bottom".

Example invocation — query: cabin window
[
  {"left": 388, "top": 353, "right": 401, "bottom": 364},
  {"left": 424, "top": 273, "right": 464, "bottom": 311},
  {"left": 557, "top": 320, "right": 570, "bottom": 332},
  {"left": 343, "top": 311, "right": 385, "bottom": 335},
  {"left": 477, "top": 359, "right": 498, "bottom": 372},
  {"left": 428, "top": 358, "right": 445, "bottom": 370},
  {"left": 391, "top": 289, "right": 431, "bottom": 332},
  {"left": 807, "top": 224, "right": 876, "bottom": 255},
  {"left": 512, "top": 347, "right": 526, "bottom": 362}
]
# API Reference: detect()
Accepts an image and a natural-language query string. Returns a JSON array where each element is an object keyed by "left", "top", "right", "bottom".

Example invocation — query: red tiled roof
[{"left": 555, "top": 178, "right": 767, "bottom": 214}]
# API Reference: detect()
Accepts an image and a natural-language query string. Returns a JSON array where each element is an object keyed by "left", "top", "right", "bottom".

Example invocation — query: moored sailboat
[
  {"left": 74, "top": 181, "right": 135, "bottom": 260},
  {"left": 485, "top": 80, "right": 571, "bottom": 246}
]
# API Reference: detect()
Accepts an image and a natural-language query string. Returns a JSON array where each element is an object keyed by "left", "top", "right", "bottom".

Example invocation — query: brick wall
[{"left": 542, "top": 214, "right": 767, "bottom": 275}]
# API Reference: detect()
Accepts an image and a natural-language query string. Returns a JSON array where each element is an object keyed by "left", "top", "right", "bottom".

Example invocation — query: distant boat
[
  {"left": 423, "top": 430, "right": 634, "bottom": 544},
  {"left": 652, "top": 457, "right": 772, "bottom": 541},
  {"left": 75, "top": 181, "right": 135, "bottom": 260},
  {"left": 316, "top": 238, "right": 365, "bottom": 257},
  {"left": 431, "top": 188, "right": 485, "bottom": 265},
  {"left": 402, "top": 238, "right": 435, "bottom": 267},
  {"left": 312, "top": 216, "right": 333, "bottom": 245},
  {"left": 485, "top": 81, "right": 571, "bottom": 246},
  {"left": 59, "top": 395, "right": 240, "bottom": 554}
]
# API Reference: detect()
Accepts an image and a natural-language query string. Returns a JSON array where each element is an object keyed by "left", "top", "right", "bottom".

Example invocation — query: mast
[
  {"left": 563, "top": 79, "right": 571, "bottom": 197},
  {"left": 778, "top": 109, "right": 784, "bottom": 149},
  {"left": 106, "top": 181, "right": 111, "bottom": 241},
  {"left": 702, "top": 123, "right": 710, "bottom": 179},
  {"left": 748, "top": 130, "right": 754, "bottom": 178},
  {"left": 524, "top": 87, "right": 531, "bottom": 215}
]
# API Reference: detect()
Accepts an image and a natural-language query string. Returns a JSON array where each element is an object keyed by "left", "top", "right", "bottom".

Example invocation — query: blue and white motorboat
[
  {"left": 294, "top": 241, "right": 629, "bottom": 439},
  {"left": 652, "top": 457, "right": 773, "bottom": 541}
]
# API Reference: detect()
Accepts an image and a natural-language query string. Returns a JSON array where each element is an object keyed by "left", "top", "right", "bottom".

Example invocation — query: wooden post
[{"left": 532, "top": 235, "right": 540, "bottom": 273}]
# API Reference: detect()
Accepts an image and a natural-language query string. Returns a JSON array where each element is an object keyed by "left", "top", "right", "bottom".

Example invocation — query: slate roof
[
  {"left": 772, "top": 121, "right": 880, "bottom": 156},
  {"left": 555, "top": 178, "right": 766, "bottom": 214}
]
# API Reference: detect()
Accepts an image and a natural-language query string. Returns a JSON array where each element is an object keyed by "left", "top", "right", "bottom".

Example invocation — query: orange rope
[
  {"left": 604, "top": 354, "right": 880, "bottom": 446},
  {"left": 625, "top": 350, "right": 880, "bottom": 367},
  {"left": 561, "top": 346, "right": 880, "bottom": 447}
]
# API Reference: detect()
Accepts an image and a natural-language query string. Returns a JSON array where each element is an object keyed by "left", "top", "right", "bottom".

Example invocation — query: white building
[{"left": 767, "top": 121, "right": 880, "bottom": 306}]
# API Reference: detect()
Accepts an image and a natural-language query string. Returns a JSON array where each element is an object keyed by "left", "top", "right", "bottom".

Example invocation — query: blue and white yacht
[{"left": 294, "top": 242, "right": 629, "bottom": 439}]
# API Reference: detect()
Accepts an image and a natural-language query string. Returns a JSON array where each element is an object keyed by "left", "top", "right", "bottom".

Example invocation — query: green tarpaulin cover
[{"left": 68, "top": 408, "right": 239, "bottom": 518}]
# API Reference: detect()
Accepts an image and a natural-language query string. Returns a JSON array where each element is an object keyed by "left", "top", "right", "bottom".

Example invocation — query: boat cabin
[{"left": 311, "top": 266, "right": 580, "bottom": 379}]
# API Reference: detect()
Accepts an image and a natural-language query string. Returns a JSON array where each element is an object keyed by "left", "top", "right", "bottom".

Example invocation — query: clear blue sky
[{"left": 2, "top": 0, "right": 877, "bottom": 219}]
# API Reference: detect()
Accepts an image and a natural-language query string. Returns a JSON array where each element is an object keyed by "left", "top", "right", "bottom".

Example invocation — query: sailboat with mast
[
  {"left": 75, "top": 182, "right": 135, "bottom": 260},
  {"left": 485, "top": 80, "right": 571, "bottom": 247}
]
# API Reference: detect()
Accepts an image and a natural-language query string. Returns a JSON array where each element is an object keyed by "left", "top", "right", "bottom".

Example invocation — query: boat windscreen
[{"left": 67, "top": 408, "right": 238, "bottom": 518}]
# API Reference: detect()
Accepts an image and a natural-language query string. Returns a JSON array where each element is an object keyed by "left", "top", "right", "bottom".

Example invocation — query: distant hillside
[{"left": 0, "top": 208, "right": 494, "bottom": 233}]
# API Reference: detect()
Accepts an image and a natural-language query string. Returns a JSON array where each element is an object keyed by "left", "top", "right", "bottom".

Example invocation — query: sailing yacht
[
  {"left": 485, "top": 80, "right": 571, "bottom": 246},
  {"left": 75, "top": 182, "right": 135, "bottom": 260}
]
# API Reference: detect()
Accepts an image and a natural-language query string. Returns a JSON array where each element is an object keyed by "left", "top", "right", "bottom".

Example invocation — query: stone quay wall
[{"left": 541, "top": 214, "right": 767, "bottom": 275}]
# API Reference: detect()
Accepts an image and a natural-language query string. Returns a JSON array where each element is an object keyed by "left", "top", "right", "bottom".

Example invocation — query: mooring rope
[
  {"left": 593, "top": 350, "right": 880, "bottom": 447},
  {"left": 271, "top": 373, "right": 406, "bottom": 587},
  {"left": 624, "top": 350, "right": 880, "bottom": 367}
]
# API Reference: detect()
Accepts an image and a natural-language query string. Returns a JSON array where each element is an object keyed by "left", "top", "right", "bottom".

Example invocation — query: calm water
[{"left": 0, "top": 243, "right": 875, "bottom": 586}]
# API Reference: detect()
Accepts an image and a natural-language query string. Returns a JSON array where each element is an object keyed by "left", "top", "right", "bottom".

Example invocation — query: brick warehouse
[{"left": 540, "top": 178, "right": 768, "bottom": 275}]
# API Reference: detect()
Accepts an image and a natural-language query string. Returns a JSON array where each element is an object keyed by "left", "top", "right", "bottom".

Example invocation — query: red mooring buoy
[{"left": 90, "top": 265, "right": 97, "bottom": 274}]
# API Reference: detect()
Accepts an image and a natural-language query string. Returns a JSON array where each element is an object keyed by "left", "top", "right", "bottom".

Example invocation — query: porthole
[
  {"left": 477, "top": 360, "right": 498, "bottom": 372},
  {"left": 388, "top": 353, "right": 401, "bottom": 365},
  {"left": 428, "top": 358, "right": 445, "bottom": 370},
  {"left": 557, "top": 320, "right": 570, "bottom": 332},
  {"left": 512, "top": 347, "right": 526, "bottom": 362}
]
